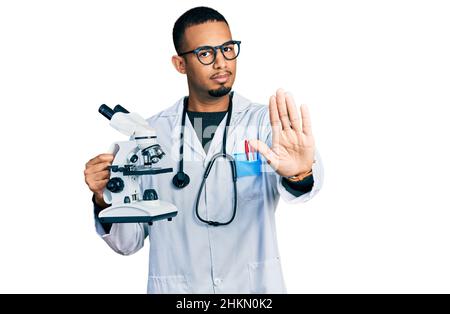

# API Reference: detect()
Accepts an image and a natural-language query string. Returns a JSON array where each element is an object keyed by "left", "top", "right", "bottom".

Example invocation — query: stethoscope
[{"left": 172, "top": 93, "right": 237, "bottom": 226}]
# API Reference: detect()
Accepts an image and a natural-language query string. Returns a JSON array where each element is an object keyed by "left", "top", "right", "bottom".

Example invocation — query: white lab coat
[{"left": 95, "top": 92, "right": 324, "bottom": 293}]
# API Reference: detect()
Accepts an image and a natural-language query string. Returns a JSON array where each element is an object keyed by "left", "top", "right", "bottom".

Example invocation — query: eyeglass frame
[{"left": 178, "top": 40, "right": 241, "bottom": 65}]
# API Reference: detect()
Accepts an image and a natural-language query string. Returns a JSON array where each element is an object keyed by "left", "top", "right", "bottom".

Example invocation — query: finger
[
  {"left": 85, "top": 154, "right": 114, "bottom": 167},
  {"left": 248, "top": 139, "right": 279, "bottom": 170},
  {"left": 269, "top": 95, "right": 281, "bottom": 145},
  {"left": 285, "top": 92, "right": 301, "bottom": 133},
  {"left": 90, "top": 170, "right": 110, "bottom": 181},
  {"left": 84, "top": 161, "right": 112, "bottom": 175},
  {"left": 300, "top": 104, "right": 313, "bottom": 135},
  {"left": 85, "top": 170, "right": 110, "bottom": 187},
  {"left": 90, "top": 179, "right": 109, "bottom": 193},
  {"left": 276, "top": 88, "right": 291, "bottom": 131}
]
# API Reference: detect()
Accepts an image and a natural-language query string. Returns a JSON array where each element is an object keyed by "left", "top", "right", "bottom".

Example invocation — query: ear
[{"left": 172, "top": 55, "right": 186, "bottom": 74}]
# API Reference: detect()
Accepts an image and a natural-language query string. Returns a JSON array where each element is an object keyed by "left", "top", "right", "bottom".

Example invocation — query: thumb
[{"left": 248, "top": 139, "right": 278, "bottom": 169}]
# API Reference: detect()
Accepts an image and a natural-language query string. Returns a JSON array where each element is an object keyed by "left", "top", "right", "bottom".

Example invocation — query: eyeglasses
[{"left": 178, "top": 40, "right": 241, "bottom": 65}]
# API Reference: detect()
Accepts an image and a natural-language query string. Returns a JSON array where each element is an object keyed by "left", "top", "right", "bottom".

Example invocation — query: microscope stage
[{"left": 98, "top": 200, "right": 177, "bottom": 224}]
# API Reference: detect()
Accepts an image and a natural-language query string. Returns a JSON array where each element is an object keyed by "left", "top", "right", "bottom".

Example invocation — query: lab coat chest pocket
[{"left": 234, "top": 153, "right": 263, "bottom": 201}]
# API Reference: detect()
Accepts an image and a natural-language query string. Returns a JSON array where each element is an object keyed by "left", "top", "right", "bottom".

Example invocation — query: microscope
[{"left": 97, "top": 104, "right": 177, "bottom": 224}]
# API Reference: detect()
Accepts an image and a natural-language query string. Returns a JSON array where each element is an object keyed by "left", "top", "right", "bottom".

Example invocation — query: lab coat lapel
[
  {"left": 205, "top": 92, "right": 252, "bottom": 161},
  {"left": 185, "top": 113, "right": 207, "bottom": 159},
  {"left": 162, "top": 98, "right": 207, "bottom": 161}
]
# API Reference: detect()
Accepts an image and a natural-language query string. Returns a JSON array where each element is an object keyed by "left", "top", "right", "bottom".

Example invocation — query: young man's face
[{"left": 181, "top": 21, "right": 237, "bottom": 99}]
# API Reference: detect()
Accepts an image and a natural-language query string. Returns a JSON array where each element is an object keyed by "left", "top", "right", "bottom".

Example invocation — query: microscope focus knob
[
  {"left": 143, "top": 189, "right": 158, "bottom": 201},
  {"left": 106, "top": 177, "right": 124, "bottom": 193}
]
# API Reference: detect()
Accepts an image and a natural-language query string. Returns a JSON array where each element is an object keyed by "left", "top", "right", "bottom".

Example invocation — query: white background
[{"left": 1, "top": 0, "right": 449, "bottom": 293}]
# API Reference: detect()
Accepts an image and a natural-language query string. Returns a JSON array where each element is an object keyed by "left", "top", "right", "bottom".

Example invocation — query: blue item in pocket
[{"left": 233, "top": 153, "right": 262, "bottom": 177}]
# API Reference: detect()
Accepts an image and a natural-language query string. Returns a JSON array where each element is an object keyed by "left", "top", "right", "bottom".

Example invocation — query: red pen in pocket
[{"left": 244, "top": 139, "right": 249, "bottom": 161}]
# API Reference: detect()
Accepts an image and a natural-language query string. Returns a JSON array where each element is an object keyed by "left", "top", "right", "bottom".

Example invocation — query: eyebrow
[{"left": 195, "top": 40, "right": 234, "bottom": 49}]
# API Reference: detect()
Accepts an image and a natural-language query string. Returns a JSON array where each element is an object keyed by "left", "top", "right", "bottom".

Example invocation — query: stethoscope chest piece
[{"left": 172, "top": 171, "right": 190, "bottom": 189}]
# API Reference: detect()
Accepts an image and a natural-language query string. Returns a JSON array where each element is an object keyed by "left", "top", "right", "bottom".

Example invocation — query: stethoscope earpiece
[{"left": 172, "top": 171, "right": 190, "bottom": 189}]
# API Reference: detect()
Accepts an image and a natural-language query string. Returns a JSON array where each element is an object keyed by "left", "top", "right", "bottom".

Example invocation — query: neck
[{"left": 187, "top": 91, "right": 230, "bottom": 112}]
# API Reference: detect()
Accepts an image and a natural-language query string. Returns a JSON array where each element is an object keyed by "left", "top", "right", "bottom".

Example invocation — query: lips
[{"left": 211, "top": 72, "right": 231, "bottom": 84}]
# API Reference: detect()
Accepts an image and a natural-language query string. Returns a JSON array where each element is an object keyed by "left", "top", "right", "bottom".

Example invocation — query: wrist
[
  {"left": 94, "top": 193, "right": 109, "bottom": 209},
  {"left": 285, "top": 169, "right": 313, "bottom": 182}
]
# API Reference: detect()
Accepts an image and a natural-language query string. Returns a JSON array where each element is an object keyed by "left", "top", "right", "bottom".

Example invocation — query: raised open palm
[{"left": 249, "top": 88, "right": 315, "bottom": 178}]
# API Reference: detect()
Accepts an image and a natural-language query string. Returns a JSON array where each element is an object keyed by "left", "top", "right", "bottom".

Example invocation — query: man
[{"left": 84, "top": 6, "right": 323, "bottom": 293}]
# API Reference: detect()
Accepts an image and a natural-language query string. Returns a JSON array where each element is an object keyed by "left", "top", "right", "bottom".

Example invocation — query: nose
[{"left": 213, "top": 49, "right": 227, "bottom": 69}]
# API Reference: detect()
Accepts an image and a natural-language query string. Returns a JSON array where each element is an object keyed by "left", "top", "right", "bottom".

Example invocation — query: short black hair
[{"left": 173, "top": 6, "right": 228, "bottom": 55}]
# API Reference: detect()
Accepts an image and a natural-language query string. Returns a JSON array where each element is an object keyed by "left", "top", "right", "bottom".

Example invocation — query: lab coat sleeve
[
  {"left": 259, "top": 106, "right": 324, "bottom": 204},
  {"left": 94, "top": 206, "right": 149, "bottom": 255}
]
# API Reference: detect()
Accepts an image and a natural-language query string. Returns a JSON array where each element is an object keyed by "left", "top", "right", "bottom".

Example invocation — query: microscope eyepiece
[
  {"left": 99, "top": 104, "right": 115, "bottom": 120},
  {"left": 114, "top": 105, "right": 130, "bottom": 114}
]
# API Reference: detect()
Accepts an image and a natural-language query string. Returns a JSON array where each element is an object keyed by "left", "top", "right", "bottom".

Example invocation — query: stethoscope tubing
[{"left": 174, "top": 93, "right": 238, "bottom": 226}]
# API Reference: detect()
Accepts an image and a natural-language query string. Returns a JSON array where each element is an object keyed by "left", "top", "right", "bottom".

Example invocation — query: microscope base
[{"left": 98, "top": 200, "right": 177, "bottom": 224}]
